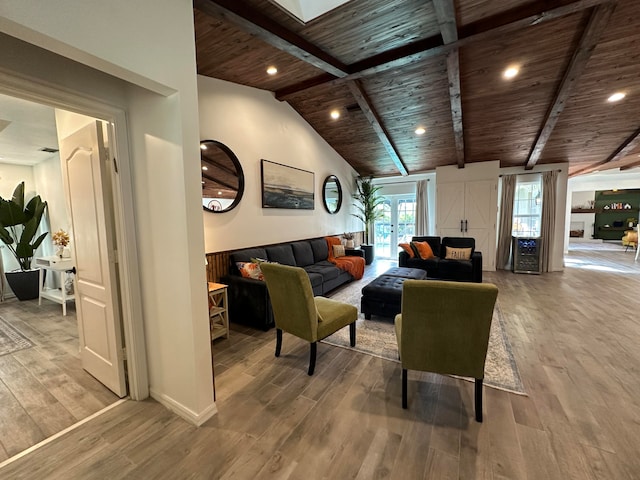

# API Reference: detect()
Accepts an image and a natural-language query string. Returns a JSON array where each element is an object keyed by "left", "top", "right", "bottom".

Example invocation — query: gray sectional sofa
[{"left": 222, "top": 237, "right": 363, "bottom": 330}]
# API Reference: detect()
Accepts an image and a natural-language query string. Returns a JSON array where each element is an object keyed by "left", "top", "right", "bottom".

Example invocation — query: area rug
[
  {"left": 0, "top": 316, "right": 33, "bottom": 357},
  {"left": 324, "top": 281, "right": 526, "bottom": 395}
]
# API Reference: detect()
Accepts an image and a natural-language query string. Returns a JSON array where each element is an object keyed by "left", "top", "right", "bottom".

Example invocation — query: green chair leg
[{"left": 275, "top": 328, "right": 282, "bottom": 357}]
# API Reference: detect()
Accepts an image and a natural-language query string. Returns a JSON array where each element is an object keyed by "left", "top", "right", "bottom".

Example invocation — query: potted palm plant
[
  {"left": 352, "top": 176, "right": 384, "bottom": 264},
  {"left": 0, "top": 182, "right": 48, "bottom": 300}
]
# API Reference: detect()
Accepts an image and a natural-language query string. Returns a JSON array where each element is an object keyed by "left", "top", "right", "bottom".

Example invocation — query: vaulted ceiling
[{"left": 193, "top": 0, "right": 640, "bottom": 178}]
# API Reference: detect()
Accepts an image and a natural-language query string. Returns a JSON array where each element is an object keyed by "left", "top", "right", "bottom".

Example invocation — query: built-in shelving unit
[{"left": 593, "top": 189, "right": 640, "bottom": 240}]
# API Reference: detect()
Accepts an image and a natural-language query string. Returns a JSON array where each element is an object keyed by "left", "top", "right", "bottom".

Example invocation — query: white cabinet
[{"left": 437, "top": 180, "right": 497, "bottom": 270}]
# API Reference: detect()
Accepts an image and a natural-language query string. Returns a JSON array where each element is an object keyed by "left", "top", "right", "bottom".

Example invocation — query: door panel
[
  {"left": 437, "top": 183, "right": 465, "bottom": 234},
  {"left": 60, "top": 121, "right": 127, "bottom": 397}
]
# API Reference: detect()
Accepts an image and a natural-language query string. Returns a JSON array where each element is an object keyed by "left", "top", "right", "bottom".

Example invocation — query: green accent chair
[
  {"left": 261, "top": 262, "right": 357, "bottom": 375},
  {"left": 395, "top": 280, "right": 498, "bottom": 421}
]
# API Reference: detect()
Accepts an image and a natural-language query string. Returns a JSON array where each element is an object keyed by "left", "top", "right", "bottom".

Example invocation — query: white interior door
[
  {"left": 437, "top": 182, "right": 465, "bottom": 237},
  {"left": 465, "top": 180, "right": 497, "bottom": 270},
  {"left": 59, "top": 121, "right": 127, "bottom": 397}
]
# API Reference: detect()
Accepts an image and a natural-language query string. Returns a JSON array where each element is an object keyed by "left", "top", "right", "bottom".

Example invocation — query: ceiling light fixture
[
  {"left": 415, "top": 127, "right": 426, "bottom": 135},
  {"left": 503, "top": 66, "right": 519, "bottom": 79},
  {"left": 202, "top": 166, "right": 208, "bottom": 171},
  {"left": 266, "top": 66, "right": 278, "bottom": 75},
  {"left": 607, "top": 92, "right": 625, "bottom": 102},
  {"left": 200, "top": 144, "right": 207, "bottom": 150},
  {"left": 330, "top": 110, "right": 340, "bottom": 120}
]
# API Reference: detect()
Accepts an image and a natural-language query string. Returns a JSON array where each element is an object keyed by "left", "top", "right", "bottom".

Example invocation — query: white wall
[
  {"left": 33, "top": 154, "right": 68, "bottom": 255},
  {"left": 0, "top": 1, "right": 214, "bottom": 424},
  {"left": 198, "top": 76, "right": 359, "bottom": 252}
]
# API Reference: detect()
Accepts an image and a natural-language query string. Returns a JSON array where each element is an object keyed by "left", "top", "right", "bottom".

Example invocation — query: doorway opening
[{"left": 0, "top": 89, "right": 141, "bottom": 460}]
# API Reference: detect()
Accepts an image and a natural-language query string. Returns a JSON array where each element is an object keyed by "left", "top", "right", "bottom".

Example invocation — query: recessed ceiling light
[
  {"left": 607, "top": 92, "right": 626, "bottom": 102},
  {"left": 200, "top": 144, "right": 207, "bottom": 150},
  {"left": 266, "top": 66, "right": 278, "bottom": 75},
  {"left": 202, "top": 166, "right": 208, "bottom": 171},
  {"left": 503, "top": 66, "right": 519, "bottom": 79},
  {"left": 330, "top": 110, "right": 340, "bottom": 120},
  {"left": 415, "top": 127, "right": 426, "bottom": 135},
  {"left": 218, "top": 191, "right": 222, "bottom": 196}
]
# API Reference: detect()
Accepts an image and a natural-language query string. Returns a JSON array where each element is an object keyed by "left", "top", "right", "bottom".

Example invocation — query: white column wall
[
  {"left": 0, "top": 1, "right": 214, "bottom": 423},
  {"left": 198, "top": 76, "right": 359, "bottom": 252}
]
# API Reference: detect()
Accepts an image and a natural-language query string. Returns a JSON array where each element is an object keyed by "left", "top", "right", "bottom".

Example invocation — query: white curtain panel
[
  {"left": 415, "top": 179, "right": 429, "bottom": 236},
  {"left": 496, "top": 175, "right": 516, "bottom": 270},
  {"left": 540, "top": 170, "right": 558, "bottom": 272}
]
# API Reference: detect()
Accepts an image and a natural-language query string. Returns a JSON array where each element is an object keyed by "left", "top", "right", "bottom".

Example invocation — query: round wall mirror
[
  {"left": 322, "top": 175, "right": 342, "bottom": 214},
  {"left": 201, "top": 139, "right": 244, "bottom": 213}
]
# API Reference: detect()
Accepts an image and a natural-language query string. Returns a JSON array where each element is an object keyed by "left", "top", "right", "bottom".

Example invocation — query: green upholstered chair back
[
  {"left": 398, "top": 280, "right": 498, "bottom": 379},
  {"left": 261, "top": 262, "right": 318, "bottom": 342}
]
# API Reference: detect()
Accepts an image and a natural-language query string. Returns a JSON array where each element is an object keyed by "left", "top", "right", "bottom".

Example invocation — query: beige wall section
[
  {"left": 0, "top": 1, "right": 215, "bottom": 424},
  {"left": 198, "top": 76, "right": 360, "bottom": 253}
]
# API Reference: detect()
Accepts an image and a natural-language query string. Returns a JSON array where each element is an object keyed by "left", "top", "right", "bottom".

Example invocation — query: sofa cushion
[
  {"left": 332, "top": 244, "right": 346, "bottom": 257},
  {"left": 306, "top": 272, "right": 324, "bottom": 289},
  {"left": 441, "top": 237, "right": 475, "bottom": 257},
  {"left": 291, "top": 241, "right": 315, "bottom": 266},
  {"left": 236, "top": 261, "right": 264, "bottom": 280},
  {"left": 444, "top": 246, "right": 472, "bottom": 260},
  {"left": 398, "top": 243, "right": 415, "bottom": 257},
  {"left": 438, "top": 259, "right": 473, "bottom": 275},
  {"left": 229, "top": 248, "right": 268, "bottom": 274},
  {"left": 411, "top": 241, "right": 435, "bottom": 259},
  {"left": 265, "top": 244, "right": 297, "bottom": 265},
  {"left": 411, "top": 236, "right": 441, "bottom": 257},
  {"left": 304, "top": 262, "right": 340, "bottom": 282},
  {"left": 309, "top": 237, "right": 329, "bottom": 262}
]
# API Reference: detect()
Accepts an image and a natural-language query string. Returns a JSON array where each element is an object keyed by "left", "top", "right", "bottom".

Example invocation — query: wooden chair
[
  {"left": 261, "top": 262, "right": 357, "bottom": 375},
  {"left": 395, "top": 280, "right": 498, "bottom": 421}
]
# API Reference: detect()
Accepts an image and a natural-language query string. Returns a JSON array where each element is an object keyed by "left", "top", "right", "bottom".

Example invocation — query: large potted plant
[
  {"left": 352, "top": 176, "right": 384, "bottom": 264},
  {"left": 0, "top": 182, "right": 48, "bottom": 300}
]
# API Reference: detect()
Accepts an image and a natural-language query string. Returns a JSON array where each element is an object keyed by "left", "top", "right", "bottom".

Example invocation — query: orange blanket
[{"left": 325, "top": 236, "right": 365, "bottom": 280}]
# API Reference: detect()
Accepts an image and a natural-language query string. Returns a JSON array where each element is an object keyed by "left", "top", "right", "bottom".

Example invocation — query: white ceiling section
[
  {"left": 0, "top": 94, "right": 58, "bottom": 166},
  {"left": 270, "top": 0, "right": 352, "bottom": 23}
]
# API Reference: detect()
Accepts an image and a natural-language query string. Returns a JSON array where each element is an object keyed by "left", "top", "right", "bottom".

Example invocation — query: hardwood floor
[
  {"left": 0, "top": 297, "right": 119, "bottom": 462},
  {"left": 2, "top": 246, "right": 640, "bottom": 479}
]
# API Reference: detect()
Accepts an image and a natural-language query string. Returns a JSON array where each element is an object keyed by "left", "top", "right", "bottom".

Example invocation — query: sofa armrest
[
  {"left": 221, "top": 275, "right": 274, "bottom": 330},
  {"left": 398, "top": 250, "right": 410, "bottom": 267},
  {"left": 471, "top": 251, "right": 483, "bottom": 283}
]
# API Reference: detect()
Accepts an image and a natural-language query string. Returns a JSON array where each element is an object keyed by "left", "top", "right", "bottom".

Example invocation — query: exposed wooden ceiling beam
[
  {"left": 193, "top": 0, "right": 348, "bottom": 78},
  {"left": 525, "top": 3, "right": 616, "bottom": 170},
  {"left": 347, "top": 80, "right": 408, "bottom": 176},
  {"left": 433, "top": 0, "right": 464, "bottom": 169},
  {"left": 620, "top": 160, "right": 640, "bottom": 171},
  {"left": 276, "top": 0, "right": 612, "bottom": 99},
  {"left": 569, "top": 126, "right": 640, "bottom": 176}
]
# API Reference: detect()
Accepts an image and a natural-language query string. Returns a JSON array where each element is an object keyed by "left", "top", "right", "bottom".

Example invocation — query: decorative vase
[
  {"left": 62, "top": 247, "right": 71, "bottom": 258},
  {"left": 346, "top": 239, "right": 355, "bottom": 248},
  {"left": 55, "top": 245, "right": 64, "bottom": 258}
]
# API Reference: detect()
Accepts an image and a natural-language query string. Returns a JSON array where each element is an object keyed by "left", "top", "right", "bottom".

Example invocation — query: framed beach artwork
[{"left": 261, "top": 159, "right": 315, "bottom": 210}]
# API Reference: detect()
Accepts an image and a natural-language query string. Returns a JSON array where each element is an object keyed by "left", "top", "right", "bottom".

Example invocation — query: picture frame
[{"left": 261, "top": 159, "right": 314, "bottom": 210}]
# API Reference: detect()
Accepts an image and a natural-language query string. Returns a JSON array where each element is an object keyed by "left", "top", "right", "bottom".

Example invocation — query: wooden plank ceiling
[{"left": 193, "top": 0, "right": 640, "bottom": 178}]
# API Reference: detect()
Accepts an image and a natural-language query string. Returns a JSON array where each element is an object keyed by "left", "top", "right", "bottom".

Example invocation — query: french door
[{"left": 374, "top": 195, "right": 416, "bottom": 259}]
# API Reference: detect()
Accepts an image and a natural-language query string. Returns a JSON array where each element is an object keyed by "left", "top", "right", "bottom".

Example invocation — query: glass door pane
[
  {"left": 374, "top": 200, "right": 392, "bottom": 258},
  {"left": 374, "top": 195, "right": 416, "bottom": 259}
]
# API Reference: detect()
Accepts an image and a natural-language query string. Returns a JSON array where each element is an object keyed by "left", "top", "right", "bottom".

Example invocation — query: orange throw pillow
[
  {"left": 411, "top": 241, "right": 434, "bottom": 260},
  {"left": 398, "top": 243, "right": 415, "bottom": 258}
]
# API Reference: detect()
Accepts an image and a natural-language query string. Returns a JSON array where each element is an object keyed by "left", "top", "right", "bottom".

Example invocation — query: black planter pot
[
  {"left": 5, "top": 269, "right": 40, "bottom": 301},
  {"left": 360, "top": 244, "right": 374, "bottom": 265}
]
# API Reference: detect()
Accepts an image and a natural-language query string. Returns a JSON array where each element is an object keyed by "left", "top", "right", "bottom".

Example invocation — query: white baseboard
[{"left": 149, "top": 389, "right": 217, "bottom": 426}]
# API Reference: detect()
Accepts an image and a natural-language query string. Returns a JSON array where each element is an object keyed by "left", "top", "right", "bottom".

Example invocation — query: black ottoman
[
  {"left": 381, "top": 267, "right": 427, "bottom": 280},
  {"left": 360, "top": 267, "right": 427, "bottom": 319}
]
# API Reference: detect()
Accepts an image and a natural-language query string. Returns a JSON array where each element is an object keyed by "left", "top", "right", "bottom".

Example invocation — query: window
[{"left": 512, "top": 176, "right": 542, "bottom": 237}]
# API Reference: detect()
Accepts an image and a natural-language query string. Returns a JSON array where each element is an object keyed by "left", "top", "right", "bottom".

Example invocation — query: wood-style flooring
[
  {"left": 0, "top": 297, "right": 118, "bottom": 462},
  {"left": 1, "top": 245, "right": 640, "bottom": 479}
]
